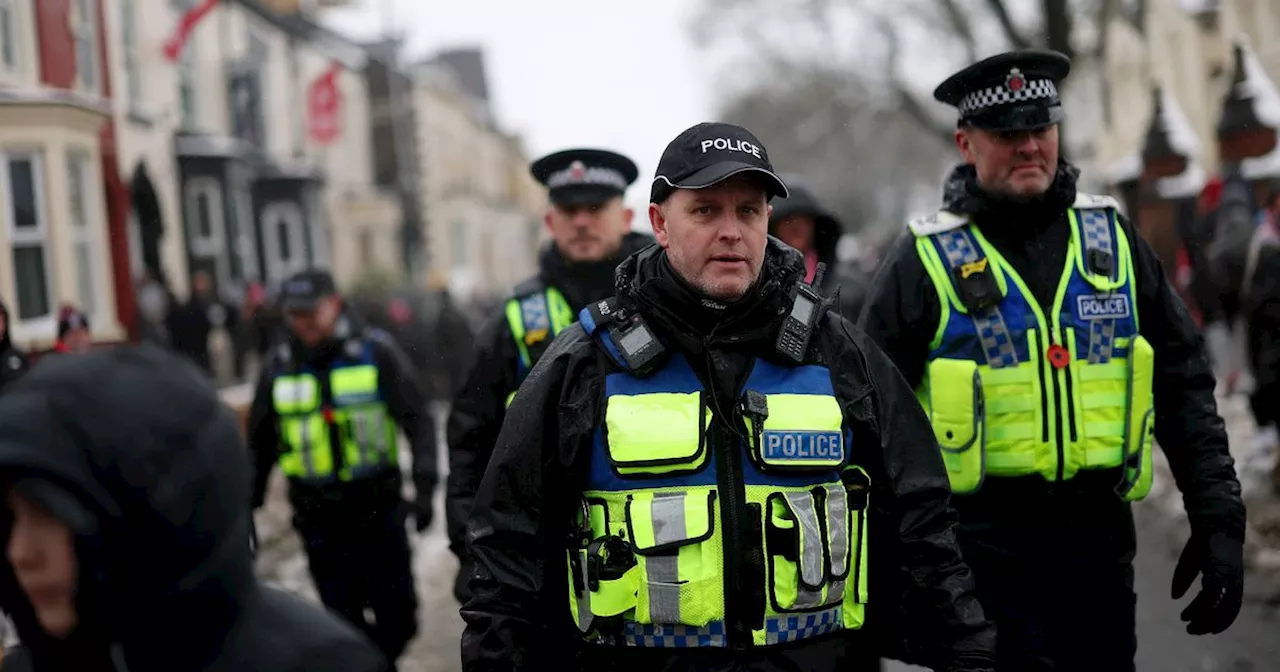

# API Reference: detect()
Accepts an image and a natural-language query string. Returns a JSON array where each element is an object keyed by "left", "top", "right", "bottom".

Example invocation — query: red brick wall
[{"left": 35, "top": 0, "right": 74, "bottom": 88}]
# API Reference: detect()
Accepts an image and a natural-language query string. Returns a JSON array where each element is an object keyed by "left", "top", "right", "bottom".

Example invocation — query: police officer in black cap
[
  {"left": 858, "top": 49, "right": 1246, "bottom": 669},
  {"left": 246, "top": 268, "right": 437, "bottom": 670},
  {"left": 768, "top": 179, "right": 869, "bottom": 320},
  {"left": 446, "top": 148, "right": 655, "bottom": 604}
]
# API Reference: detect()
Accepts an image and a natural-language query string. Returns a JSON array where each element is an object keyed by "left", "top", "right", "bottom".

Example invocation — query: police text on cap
[{"left": 700, "top": 138, "right": 762, "bottom": 158}]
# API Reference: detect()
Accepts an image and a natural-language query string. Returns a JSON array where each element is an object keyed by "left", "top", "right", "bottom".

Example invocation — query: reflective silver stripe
[
  {"left": 370, "top": 411, "right": 390, "bottom": 458},
  {"left": 823, "top": 483, "right": 849, "bottom": 605},
  {"left": 784, "top": 491, "right": 825, "bottom": 609},
  {"left": 1079, "top": 208, "right": 1119, "bottom": 363},
  {"left": 353, "top": 410, "right": 371, "bottom": 468},
  {"left": 647, "top": 492, "right": 685, "bottom": 622},
  {"left": 650, "top": 492, "right": 687, "bottom": 546},
  {"left": 574, "top": 549, "right": 594, "bottom": 633},
  {"left": 935, "top": 229, "right": 1018, "bottom": 369},
  {"left": 300, "top": 417, "right": 317, "bottom": 477}
]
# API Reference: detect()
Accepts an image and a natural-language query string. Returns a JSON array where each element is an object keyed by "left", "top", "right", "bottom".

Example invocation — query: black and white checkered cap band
[
  {"left": 959, "top": 79, "right": 1059, "bottom": 116},
  {"left": 547, "top": 166, "right": 628, "bottom": 190}
]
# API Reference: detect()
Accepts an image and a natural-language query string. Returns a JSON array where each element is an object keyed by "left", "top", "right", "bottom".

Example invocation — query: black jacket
[
  {"left": 1245, "top": 227, "right": 1280, "bottom": 427},
  {"left": 0, "top": 301, "right": 29, "bottom": 394},
  {"left": 445, "top": 232, "right": 655, "bottom": 558},
  {"left": 0, "top": 346, "right": 387, "bottom": 672},
  {"left": 459, "top": 240, "right": 996, "bottom": 672},
  {"left": 857, "top": 163, "right": 1245, "bottom": 564},
  {"left": 247, "top": 309, "right": 437, "bottom": 511}
]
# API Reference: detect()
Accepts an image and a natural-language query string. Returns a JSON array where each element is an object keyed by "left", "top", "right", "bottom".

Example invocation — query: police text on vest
[
  {"left": 1076, "top": 294, "right": 1130, "bottom": 320},
  {"left": 762, "top": 430, "right": 844, "bottom": 463},
  {"left": 700, "top": 138, "right": 762, "bottom": 158}
]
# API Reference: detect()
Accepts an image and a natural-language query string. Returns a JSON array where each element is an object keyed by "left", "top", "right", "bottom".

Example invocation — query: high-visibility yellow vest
[
  {"left": 567, "top": 306, "right": 870, "bottom": 649},
  {"left": 503, "top": 284, "right": 574, "bottom": 408},
  {"left": 270, "top": 341, "right": 398, "bottom": 483},
  {"left": 909, "top": 193, "right": 1155, "bottom": 500}
]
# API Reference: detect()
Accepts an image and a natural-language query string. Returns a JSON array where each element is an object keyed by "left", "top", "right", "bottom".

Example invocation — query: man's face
[
  {"left": 6, "top": 489, "right": 78, "bottom": 640},
  {"left": 774, "top": 215, "right": 816, "bottom": 253},
  {"left": 544, "top": 197, "right": 633, "bottom": 263},
  {"left": 650, "top": 176, "right": 771, "bottom": 302},
  {"left": 956, "top": 125, "right": 1060, "bottom": 200},
  {"left": 62, "top": 329, "right": 91, "bottom": 353},
  {"left": 286, "top": 296, "right": 341, "bottom": 347},
  {"left": 192, "top": 272, "right": 212, "bottom": 297}
]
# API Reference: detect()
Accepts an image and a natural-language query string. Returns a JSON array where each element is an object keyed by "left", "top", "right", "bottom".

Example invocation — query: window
[
  {"left": 72, "top": 0, "right": 98, "bottom": 95},
  {"left": 120, "top": 0, "right": 141, "bottom": 107},
  {"left": 67, "top": 151, "right": 97, "bottom": 316},
  {"left": 4, "top": 153, "right": 51, "bottom": 322},
  {"left": 0, "top": 0, "right": 17, "bottom": 73}
]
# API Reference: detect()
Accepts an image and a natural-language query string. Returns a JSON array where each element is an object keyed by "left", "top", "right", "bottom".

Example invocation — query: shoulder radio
[{"left": 776, "top": 262, "right": 828, "bottom": 364}]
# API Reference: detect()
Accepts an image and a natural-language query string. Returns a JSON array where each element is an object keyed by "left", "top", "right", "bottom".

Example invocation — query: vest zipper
[
  {"left": 712, "top": 420, "right": 751, "bottom": 649},
  {"left": 1033, "top": 330, "right": 1050, "bottom": 443},
  {"left": 1060, "top": 327, "right": 1079, "bottom": 443},
  {"left": 1047, "top": 330, "right": 1066, "bottom": 482}
]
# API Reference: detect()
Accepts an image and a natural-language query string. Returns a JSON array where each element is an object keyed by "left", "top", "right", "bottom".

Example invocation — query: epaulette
[
  {"left": 907, "top": 210, "right": 969, "bottom": 237},
  {"left": 510, "top": 277, "right": 545, "bottom": 301}
]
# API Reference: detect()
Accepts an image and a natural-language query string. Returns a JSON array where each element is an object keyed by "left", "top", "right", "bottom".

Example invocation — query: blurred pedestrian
[{"left": 0, "top": 345, "right": 388, "bottom": 671}]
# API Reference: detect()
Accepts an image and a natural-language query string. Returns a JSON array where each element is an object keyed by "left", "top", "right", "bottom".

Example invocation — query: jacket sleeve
[
  {"left": 459, "top": 328, "right": 597, "bottom": 672},
  {"left": 856, "top": 230, "right": 941, "bottom": 388},
  {"left": 371, "top": 330, "right": 438, "bottom": 493},
  {"left": 1247, "top": 246, "right": 1280, "bottom": 427},
  {"left": 1123, "top": 216, "right": 1246, "bottom": 541},
  {"left": 247, "top": 353, "right": 282, "bottom": 510},
  {"left": 832, "top": 319, "right": 996, "bottom": 670},
  {"left": 445, "top": 313, "right": 519, "bottom": 557}
]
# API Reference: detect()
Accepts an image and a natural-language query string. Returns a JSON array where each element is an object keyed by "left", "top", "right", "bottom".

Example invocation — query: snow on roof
[
  {"left": 1156, "top": 161, "right": 1207, "bottom": 199},
  {"left": 1157, "top": 87, "right": 1200, "bottom": 159},
  {"left": 1235, "top": 40, "right": 1280, "bottom": 127},
  {"left": 1106, "top": 151, "right": 1143, "bottom": 183}
]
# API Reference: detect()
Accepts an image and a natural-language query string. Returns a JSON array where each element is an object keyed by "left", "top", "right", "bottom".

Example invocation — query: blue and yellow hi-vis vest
[
  {"left": 566, "top": 301, "right": 870, "bottom": 649},
  {"left": 908, "top": 192, "right": 1155, "bottom": 500},
  {"left": 503, "top": 281, "right": 574, "bottom": 407},
  {"left": 270, "top": 340, "right": 398, "bottom": 482}
]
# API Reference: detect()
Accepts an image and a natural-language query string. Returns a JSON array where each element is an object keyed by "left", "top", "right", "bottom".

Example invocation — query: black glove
[{"left": 1171, "top": 531, "right": 1244, "bottom": 635}]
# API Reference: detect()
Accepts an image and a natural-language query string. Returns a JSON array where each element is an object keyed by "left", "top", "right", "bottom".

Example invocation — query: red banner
[
  {"left": 163, "top": 0, "right": 218, "bottom": 62},
  {"left": 307, "top": 61, "right": 344, "bottom": 145}
]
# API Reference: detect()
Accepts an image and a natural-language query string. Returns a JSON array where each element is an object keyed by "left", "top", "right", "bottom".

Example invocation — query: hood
[
  {"left": 537, "top": 231, "right": 655, "bottom": 311},
  {"left": 0, "top": 346, "right": 254, "bottom": 671},
  {"left": 614, "top": 236, "right": 804, "bottom": 351},
  {"left": 941, "top": 159, "right": 1079, "bottom": 225},
  {"left": 768, "top": 184, "right": 845, "bottom": 267}
]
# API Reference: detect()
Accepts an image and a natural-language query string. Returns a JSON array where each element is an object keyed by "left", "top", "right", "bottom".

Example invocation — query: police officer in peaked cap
[
  {"left": 858, "top": 49, "right": 1246, "bottom": 670},
  {"left": 460, "top": 121, "right": 997, "bottom": 671},
  {"left": 446, "top": 147, "right": 655, "bottom": 605}
]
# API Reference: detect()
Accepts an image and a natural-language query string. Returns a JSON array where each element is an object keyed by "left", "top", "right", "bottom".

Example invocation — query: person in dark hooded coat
[
  {"left": 769, "top": 181, "right": 867, "bottom": 320},
  {"left": 0, "top": 300, "right": 29, "bottom": 393},
  {"left": 0, "top": 345, "right": 389, "bottom": 672}
]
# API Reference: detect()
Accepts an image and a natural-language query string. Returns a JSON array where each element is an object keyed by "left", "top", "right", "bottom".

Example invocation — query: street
[{"left": 253, "top": 403, "right": 1280, "bottom": 672}]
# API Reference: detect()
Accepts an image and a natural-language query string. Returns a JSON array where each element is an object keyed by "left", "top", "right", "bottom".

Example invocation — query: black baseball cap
[
  {"left": 651, "top": 122, "right": 789, "bottom": 204},
  {"left": 279, "top": 268, "right": 337, "bottom": 312},
  {"left": 530, "top": 148, "right": 638, "bottom": 207}
]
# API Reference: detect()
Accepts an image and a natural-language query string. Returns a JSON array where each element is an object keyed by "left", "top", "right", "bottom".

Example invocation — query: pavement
[{"left": 252, "top": 397, "right": 1280, "bottom": 672}]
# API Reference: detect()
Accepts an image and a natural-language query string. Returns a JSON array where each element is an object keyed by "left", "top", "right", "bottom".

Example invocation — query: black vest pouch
[{"left": 950, "top": 257, "right": 1005, "bottom": 312}]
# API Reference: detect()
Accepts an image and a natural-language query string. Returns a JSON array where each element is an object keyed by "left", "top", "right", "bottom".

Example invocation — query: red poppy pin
[
  {"left": 1047, "top": 344, "right": 1070, "bottom": 369},
  {"left": 1005, "top": 68, "right": 1027, "bottom": 93}
]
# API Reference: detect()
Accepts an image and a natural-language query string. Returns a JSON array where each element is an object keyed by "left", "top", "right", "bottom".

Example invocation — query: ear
[
  {"left": 766, "top": 203, "right": 773, "bottom": 220},
  {"left": 649, "top": 203, "right": 670, "bottom": 248},
  {"left": 543, "top": 209, "right": 555, "bottom": 236},
  {"left": 622, "top": 207, "right": 635, "bottom": 230},
  {"left": 955, "top": 128, "right": 975, "bottom": 163}
]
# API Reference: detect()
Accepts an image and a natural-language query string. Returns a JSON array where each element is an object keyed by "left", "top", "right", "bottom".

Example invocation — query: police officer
[
  {"left": 769, "top": 179, "right": 867, "bottom": 319},
  {"left": 247, "top": 268, "right": 436, "bottom": 670},
  {"left": 460, "top": 122, "right": 996, "bottom": 671},
  {"left": 446, "top": 148, "right": 654, "bottom": 604},
  {"left": 858, "top": 50, "right": 1246, "bottom": 670}
]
